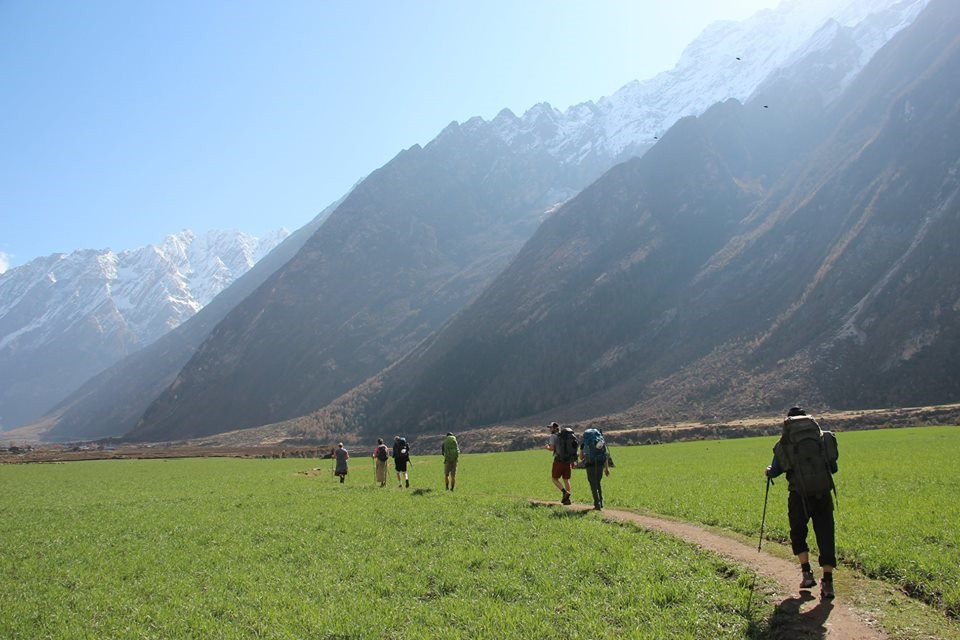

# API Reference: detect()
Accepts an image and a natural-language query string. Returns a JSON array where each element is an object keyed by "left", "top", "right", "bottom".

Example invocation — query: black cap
[{"left": 787, "top": 407, "right": 805, "bottom": 417}]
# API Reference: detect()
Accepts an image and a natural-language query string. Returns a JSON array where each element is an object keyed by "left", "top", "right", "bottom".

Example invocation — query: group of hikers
[
  {"left": 544, "top": 407, "right": 838, "bottom": 599},
  {"left": 330, "top": 432, "right": 461, "bottom": 490},
  {"left": 330, "top": 405, "right": 839, "bottom": 599}
]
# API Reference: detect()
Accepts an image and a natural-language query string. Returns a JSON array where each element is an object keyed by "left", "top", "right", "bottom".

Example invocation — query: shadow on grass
[
  {"left": 410, "top": 488, "right": 433, "bottom": 496},
  {"left": 527, "top": 501, "right": 589, "bottom": 519}
]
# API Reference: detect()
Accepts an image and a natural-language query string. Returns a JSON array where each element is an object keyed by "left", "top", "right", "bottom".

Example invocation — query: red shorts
[{"left": 552, "top": 460, "right": 572, "bottom": 480}]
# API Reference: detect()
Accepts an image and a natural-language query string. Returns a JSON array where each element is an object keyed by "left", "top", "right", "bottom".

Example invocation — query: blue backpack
[{"left": 581, "top": 428, "right": 607, "bottom": 464}]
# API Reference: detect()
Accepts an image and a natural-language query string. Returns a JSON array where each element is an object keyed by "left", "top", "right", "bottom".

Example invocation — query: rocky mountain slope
[
  {"left": 275, "top": 0, "right": 959, "bottom": 440},
  {"left": 122, "top": 0, "right": 931, "bottom": 444},
  {"left": 0, "top": 229, "right": 286, "bottom": 430}
]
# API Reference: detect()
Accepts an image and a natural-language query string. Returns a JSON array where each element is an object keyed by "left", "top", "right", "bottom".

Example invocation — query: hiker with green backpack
[
  {"left": 442, "top": 432, "right": 460, "bottom": 491},
  {"left": 580, "top": 428, "right": 610, "bottom": 510},
  {"left": 765, "top": 407, "right": 839, "bottom": 599}
]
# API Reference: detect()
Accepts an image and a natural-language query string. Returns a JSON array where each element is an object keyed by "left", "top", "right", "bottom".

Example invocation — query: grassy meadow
[
  {"left": 1, "top": 424, "right": 957, "bottom": 639},
  {"left": 1, "top": 455, "right": 762, "bottom": 639}
]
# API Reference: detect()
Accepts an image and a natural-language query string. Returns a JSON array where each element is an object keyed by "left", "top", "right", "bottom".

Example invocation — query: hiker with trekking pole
[{"left": 763, "top": 407, "right": 839, "bottom": 599}]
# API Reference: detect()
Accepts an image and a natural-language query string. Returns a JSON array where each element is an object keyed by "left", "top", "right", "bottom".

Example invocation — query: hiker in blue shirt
[{"left": 580, "top": 428, "right": 610, "bottom": 510}]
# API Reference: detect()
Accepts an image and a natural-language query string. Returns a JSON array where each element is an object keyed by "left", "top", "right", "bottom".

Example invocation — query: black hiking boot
[
  {"left": 405, "top": 478, "right": 410, "bottom": 488},
  {"left": 800, "top": 570, "right": 817, "bottom": 589},
  {"left": 561, "top": 490, "right": 571, "bottom": 505},
  {"left": 820, "top": 575, "right": 835, "bottom": 599}
]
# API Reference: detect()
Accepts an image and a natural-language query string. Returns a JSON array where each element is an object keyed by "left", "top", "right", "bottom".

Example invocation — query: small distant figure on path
[
  {"left": 372, "top": 438, "right": 390, "bottom": 487},
  {"left": 546, "top": 422, "right": 576, "bottom": 505},
  {"left": 579, "top": 428, "right": 610, "bottom": 510},
  {"left": 442, "top": 432, "right": 460, "bottom": 491},
  {"left": 393, "top": 435, "right": 411, "bottom": 488},
  {"left": 334, "top": 443, "right": 349, "bottom": 483},
  {"left": 765, "top": 407, "right": 839, "bottom": 599}
]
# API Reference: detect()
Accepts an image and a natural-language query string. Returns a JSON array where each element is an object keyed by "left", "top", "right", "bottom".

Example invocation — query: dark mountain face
[
  {"left": 293, "top": 0, "right": 959, "bottom": 437},
  {"left": 127, "top": 127, "right": 595, "bottom": 441}
]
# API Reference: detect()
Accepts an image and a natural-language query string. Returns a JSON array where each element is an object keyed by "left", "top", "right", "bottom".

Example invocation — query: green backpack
[{"left": 773, "top": 415, "right": 838, "bottom": 497}]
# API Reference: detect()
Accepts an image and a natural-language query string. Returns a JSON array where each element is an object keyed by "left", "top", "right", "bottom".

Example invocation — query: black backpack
[
  {"left": 376, "top": 444, "right": 389, "bottom": 461},
  {"left": 396, "top": 439, "right": 410, "bottom": 461},
  {"left": 773, "top": 415, "right": 838, "bottom": 497},
  {"left": 555, "top": 427, "right": 579, "bottom": 463}
]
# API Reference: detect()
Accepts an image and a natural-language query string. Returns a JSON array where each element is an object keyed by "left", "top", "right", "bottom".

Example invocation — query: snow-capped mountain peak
[
  {"left": 458, "top": 0, "right": 929, "bottom": 167},
  {"left": 0, "top": 228, "right": 288, "bottom": 429}
]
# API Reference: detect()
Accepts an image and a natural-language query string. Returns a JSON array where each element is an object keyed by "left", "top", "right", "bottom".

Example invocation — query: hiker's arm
[{"left": 765, "top": 456, "right": 783, "bottom": 478}]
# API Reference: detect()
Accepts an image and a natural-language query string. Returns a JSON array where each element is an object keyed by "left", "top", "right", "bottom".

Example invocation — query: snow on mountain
[
  {"left": 0, "top": 228, "right": 289, "bottom": 354},
  {"left": 460, "top": 0, "right": 929, "bottom": 166}
]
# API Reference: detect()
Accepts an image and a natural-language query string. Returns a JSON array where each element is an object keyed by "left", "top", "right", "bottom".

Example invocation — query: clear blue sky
[{"left": 0, "top": 0, "right": 780, "bottom": 272}]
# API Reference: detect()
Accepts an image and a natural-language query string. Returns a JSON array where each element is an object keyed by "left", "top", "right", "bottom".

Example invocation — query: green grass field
[
  {"left": 1, "top": 425, "right": 957, "bottom": 639},
  {"left": 1, "top": 456, "right": 763, "bottom": 639}
]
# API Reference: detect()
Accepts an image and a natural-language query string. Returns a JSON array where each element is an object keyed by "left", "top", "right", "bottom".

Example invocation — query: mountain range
[
  {"left": 7, "top": 0, "right": 946, "bottom": 445},
  {"left": 0, "top": 229, "right": 287, "bottom": 431},
  {"left": 279, "top": 0, "right": 958, "bottom": 442}
]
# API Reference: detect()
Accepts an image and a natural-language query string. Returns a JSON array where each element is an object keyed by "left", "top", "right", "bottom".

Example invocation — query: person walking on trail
[
  {"left": 765, "top": 407, "right": 839, "bottom": 599},
  {"left": 334, "top": 443, "right": 350, "bottom": 483},
  {"left": 372, "top": 438, "right": 390, "bottom": 487},
  {"left": 393, "top": 435, "right": 412, "bottom": 488},
  {"left": 580, "top": 428, "right": 610, "bottom": 510},
  {"left": 442, "top": 432, "right": 460, "bottom": 491},
  {"left": 546, "top": 422, "right": 576, "bottom": 505}
]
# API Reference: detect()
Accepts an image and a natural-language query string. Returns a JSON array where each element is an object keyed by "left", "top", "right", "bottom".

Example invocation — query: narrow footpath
[{"left": 531, "top": 500, "right": 886, "bottom": 640}]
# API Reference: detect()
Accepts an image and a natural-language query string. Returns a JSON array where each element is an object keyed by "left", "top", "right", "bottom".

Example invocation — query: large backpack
[
  {"left": 376, "top": 444, "right": 389, "bottom": 461},
  {"left": 396, "top": 438, "right": 410, "bottom": 462},
  {"left": 581, "top": 428, "right": 607, "bottom": 464},
  {"left": 773, "top": 415, "right": 838, "bottom": 496},
  {"left": 555, "top": 428, "right": 579, "bottom": 463}
]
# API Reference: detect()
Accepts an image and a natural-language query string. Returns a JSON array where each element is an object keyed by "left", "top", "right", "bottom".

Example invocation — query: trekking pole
[{"left": 758, "top": 476, "right": 772, "bottom": 552}]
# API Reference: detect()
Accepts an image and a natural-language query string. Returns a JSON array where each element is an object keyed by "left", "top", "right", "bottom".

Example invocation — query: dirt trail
[{"left": 532, "top": 500, "right": 885, "bottom": 640}]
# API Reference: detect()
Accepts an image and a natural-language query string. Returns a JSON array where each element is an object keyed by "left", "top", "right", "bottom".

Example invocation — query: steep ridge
[
  {"left": 618, "top": 0, "right": 960, "bottom": 421},
  {"left": 0, "top": 229, "right": 286, "bottom": 431},
  {"left": 127, "top": 131, "right": 578, "bottom": 441},
  {"left": 281, "top": 0, "right": 959, "bottom": 439}
]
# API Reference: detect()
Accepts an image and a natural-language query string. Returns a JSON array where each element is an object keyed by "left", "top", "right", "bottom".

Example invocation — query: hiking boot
[
  {"left": 561, "top": 491, "right": 571, "bottom": 505},
  {"left": 820, "top": 577, "right": 835, "bottom": 599},
  {"left": 405, "top": 478, "right": 410, "bottom": 488},
  {"left": 800, "top": 570, "right": 817, "bottom": 589}
]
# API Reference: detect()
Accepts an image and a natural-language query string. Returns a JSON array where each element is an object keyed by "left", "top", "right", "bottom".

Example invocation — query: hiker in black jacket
[
  {"left": 765, "top": 407, "right": 838, "bottom": 599},
  {"left": 393, "top": 436, "right": 411, "bottom": 489}
]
